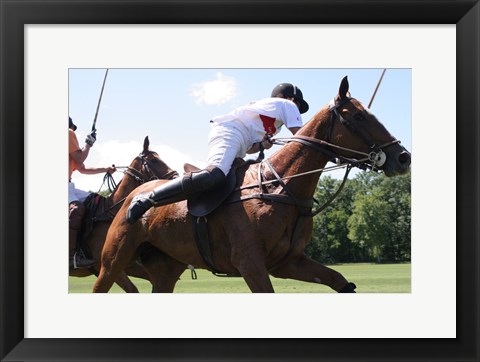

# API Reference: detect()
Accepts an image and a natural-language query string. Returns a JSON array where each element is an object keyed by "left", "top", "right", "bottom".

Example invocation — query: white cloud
[
  {"left": 71, "top": 139, "right": 204, "bottom": 193},
  {"left": 190, "top": 72, "right": 237, "bottom": 105}
]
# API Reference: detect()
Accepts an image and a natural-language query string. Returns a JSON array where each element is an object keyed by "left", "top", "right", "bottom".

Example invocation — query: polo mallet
[
  {"left": 91, "top": 68, "right": 109, "bottom": 132},
  {"left": 367, "top": 68, "right": 386, "bottom": 109},
  {"left": 367, "top": 69, "right": 388, "bottom": 169}
]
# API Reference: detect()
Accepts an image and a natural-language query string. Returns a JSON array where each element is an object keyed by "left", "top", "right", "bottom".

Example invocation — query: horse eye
[{"left": 354, "top": 113, "right": 366, "bottom": 122}]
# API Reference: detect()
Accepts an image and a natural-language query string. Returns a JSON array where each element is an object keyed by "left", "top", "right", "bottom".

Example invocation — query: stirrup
[
  {"left": 72, "top": 251, "right": 94, "bottom": 270},
  {"left": 73, "top": 251, "right": 80, "bottom": 269}
]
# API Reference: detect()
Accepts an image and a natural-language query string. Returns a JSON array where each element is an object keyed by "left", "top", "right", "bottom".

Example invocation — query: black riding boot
[{"left": 126, "top": 166, "right": 226, "bottom": 224}]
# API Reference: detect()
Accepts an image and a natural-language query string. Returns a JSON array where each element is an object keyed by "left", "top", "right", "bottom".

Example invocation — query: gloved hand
[
  {"left": 260, "top": 134, "right": 273, "bottom": 150},
  {"left": 85, "top": 130, "right": 97, "bottom": 146}
]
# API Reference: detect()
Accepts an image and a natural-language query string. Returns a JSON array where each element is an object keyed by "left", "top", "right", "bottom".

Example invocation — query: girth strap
[
  {"left": 191, "top": 216, "right": 216, "bottom": 271},
  {"left": 191, "top": 215, "right": 240, "bottom": 277}
]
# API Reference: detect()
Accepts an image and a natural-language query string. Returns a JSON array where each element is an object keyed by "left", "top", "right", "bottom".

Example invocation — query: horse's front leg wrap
[{"left": 338, "top": 282, "right": 357, "bottom": 293}]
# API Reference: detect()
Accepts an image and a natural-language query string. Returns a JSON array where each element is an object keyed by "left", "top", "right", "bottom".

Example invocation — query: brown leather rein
[{"left": 234, "top": 99, "right": 401, "bottom": 217}]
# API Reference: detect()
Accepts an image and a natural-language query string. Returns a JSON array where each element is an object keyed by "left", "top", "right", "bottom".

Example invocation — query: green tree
[
  {"left": 376, "top": 173, "right": 411, "bottom": 261},
  {"left": 348, "top": 172, "right": 411, "bottom": 262},
  {"left": 347, "top": 191, "right": 390, "bottom": 262},
  {"left": 307, "top": 171, "right": 411, "bottom": 264},
  {"left": 307, "top": 175, "right": 359, "bottom": 263}
]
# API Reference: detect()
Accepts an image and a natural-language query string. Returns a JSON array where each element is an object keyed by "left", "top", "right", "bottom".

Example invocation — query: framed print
[{"left": 1, "top": 0, "right": 479, "bottom": 361}]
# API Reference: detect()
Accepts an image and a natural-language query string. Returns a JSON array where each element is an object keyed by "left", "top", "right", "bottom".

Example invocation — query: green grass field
[{"left": 69, "top": 263, "right": 410, "bottom": 293}]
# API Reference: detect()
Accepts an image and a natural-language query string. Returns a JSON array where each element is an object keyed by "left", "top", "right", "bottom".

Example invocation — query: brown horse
[
  {"left": 70, "top": 136, "right": 178, "bottom": 292},
  {"left": 93, "top": 76, "right": 411, "bottom": 293}
]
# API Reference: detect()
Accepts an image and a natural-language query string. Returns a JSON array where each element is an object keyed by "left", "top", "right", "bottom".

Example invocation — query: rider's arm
[
  {"left": 70, "top": 144, "right": 92, "bottom": 166},
  {"left": 76, "top": 162, "right": 116, "bottom": 175}
]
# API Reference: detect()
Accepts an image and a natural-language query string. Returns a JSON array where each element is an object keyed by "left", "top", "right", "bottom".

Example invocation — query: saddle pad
[{"left": 187, "top": 159, "right": 243, "bottom": 217}]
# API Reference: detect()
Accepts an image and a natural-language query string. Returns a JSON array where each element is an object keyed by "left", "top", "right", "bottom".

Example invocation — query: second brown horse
[{"left": 69, "top": 136, "right": 178, "bottom": 292}]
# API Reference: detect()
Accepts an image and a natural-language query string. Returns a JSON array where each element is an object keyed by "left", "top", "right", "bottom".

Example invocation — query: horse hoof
[{"left": 339, "top": 282, "right": 356, "bottom": 293}]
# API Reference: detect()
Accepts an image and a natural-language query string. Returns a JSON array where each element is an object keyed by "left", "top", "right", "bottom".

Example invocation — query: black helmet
[
  {"left": 69, "top": 117, "right": 77, "bottom": 131},
  {"left": 271, "top": 83, "right": 309, "bottom": 114}
]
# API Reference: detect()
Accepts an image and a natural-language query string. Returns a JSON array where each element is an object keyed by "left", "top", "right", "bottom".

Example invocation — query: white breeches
[
  {"left": 206, "top": 121, "right": 252, "bottom": 176},
  {"left": 68, "top": 182, "right": 90, "bottom": 204}
]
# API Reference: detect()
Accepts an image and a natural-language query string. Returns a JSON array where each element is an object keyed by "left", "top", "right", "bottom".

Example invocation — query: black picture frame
[{"left": 1, "top": 1, "right": 478, "bottom": 361}]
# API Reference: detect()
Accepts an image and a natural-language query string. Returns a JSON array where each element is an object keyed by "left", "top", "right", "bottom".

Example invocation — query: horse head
[
  {"left": 126, "top": 136, "right": 179, "bottom": 182},
  {"left": 325, "top": 76, "right": 411, "bottom": 177}
]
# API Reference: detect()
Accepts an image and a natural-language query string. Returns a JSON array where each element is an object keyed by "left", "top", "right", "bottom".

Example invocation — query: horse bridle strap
[
  {"left": 329, "top": 98, "right": 403, "bottom": 162},
  {"left": 330, "top": 97, "right": 378, "bottom": 150},
  {"left": 92, "top": 155, "right": 179, "bottom": 221},
  {"left": 276, "top": 134, "right": 370, "bottom": 169},
  {"left": 234, "top": 159, "right": 314, "bottom": 212},
  {"left": 124, "top": 155, "right": 179, "bottom": 183},
  {"left": 276, "top": 133, "right": 400, "bottom": 171}
]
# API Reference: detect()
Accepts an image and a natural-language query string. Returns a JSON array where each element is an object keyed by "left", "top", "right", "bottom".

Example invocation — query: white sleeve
[{"left": 281, "top": 100, "right": 303, "bottom": 128}]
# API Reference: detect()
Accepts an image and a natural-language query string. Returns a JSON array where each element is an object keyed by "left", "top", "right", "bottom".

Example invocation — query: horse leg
[
  {"left": 94, "top": 247, "right": 138, "bottom": 293},
  {"left": 125, "top": 261, "right": 151, "bottom": 281},
  {"left": 93, "top": 225, "right": 142, "bottom": 293},
  {"left": 270, "top": 254, "right": 356, "bottom": 293},
  {"left": 240, "top": 267, "right": 274, "bottom": 293},
  {"left": 231, "top": 245, "right": 274, "bottom": 293},
  {"left": 114, "top": 272, "right": 139, "bottom": 293},
  {"left": 140, "top": 248, "right": 186, "bottom": 293}
]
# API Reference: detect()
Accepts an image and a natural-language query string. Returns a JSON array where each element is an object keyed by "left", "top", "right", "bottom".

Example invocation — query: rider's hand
[
  {"left": 85, "top": 130, "right": 97, "bottom": 147},
  {"left": 261, "top": 135, "right": 273, "bottom": 150},
  {"left": 106, "top": 165, "right": 116, "bottom": 174}
]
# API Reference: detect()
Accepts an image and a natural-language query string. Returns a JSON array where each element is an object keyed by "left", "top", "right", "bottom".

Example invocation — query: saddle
[
  {"left": 186, "top": 158, "right": 245, "bottom": 218},
  {"left": 79, "top": 193, "right": 112, "bottom": 248}
]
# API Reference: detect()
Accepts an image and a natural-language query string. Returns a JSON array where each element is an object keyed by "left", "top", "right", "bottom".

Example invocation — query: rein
[
  {"left": 100, "top": 172, "right": 118, "bottom": 194},
  {"left": 275, "top": 135, "right": 400, "bottom": 172},
  {"left": 93, "top": 154, "right": 179, "bottom": 220},
  {"left": 236, "top": 98, "right": 400, "bottom": 217}
]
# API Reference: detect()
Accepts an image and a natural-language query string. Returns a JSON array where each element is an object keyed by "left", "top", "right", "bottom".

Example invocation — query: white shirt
[{"left": 210, "top": 98, "right": 303, "bottom": 144}]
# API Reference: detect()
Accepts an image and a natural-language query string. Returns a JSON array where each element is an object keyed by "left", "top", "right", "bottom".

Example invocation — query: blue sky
[{"left": 68, "top": 68, "right": 411, "bottom": 192}]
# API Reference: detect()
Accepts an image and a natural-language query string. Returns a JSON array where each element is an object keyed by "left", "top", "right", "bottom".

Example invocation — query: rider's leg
[
  {"left": 126, "top": 165, "right": 226, "bottom": 224},
  {"left": 69, "top": 201, "right": 95, "bottom": 269},
  {"left": 126, "top": 122, "right": 245, "bottom": 224}
]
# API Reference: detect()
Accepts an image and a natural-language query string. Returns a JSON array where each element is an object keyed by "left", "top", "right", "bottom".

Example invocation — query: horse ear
[
  {"left": 338, "top": 76, "right": 349, "bottom": 100},
  {"left": 143, "top": 136, "right": 150, "bottom": 152}
]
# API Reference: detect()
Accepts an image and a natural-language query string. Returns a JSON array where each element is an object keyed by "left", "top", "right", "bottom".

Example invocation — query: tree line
[{"left": 305, "top": 171, "right": 411, "bottom": 264}]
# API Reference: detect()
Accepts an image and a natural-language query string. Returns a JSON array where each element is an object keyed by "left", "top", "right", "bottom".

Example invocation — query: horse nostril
[{"left": 398, "top": 151, "right": 411, "bottom": 166}]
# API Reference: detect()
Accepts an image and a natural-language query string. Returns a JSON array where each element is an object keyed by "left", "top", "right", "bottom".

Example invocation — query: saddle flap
[{"left": 187, "top": 159, "right": 244, "bottom": 217}]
